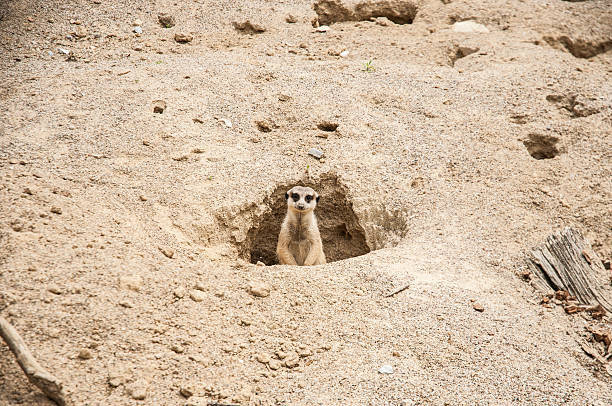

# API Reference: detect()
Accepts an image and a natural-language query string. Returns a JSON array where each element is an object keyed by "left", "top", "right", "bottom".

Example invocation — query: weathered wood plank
[{"left": 527, "top": 227, "right": 612, "bottom": 313}]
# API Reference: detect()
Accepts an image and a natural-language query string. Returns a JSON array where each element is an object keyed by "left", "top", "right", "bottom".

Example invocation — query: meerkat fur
[{"left": 276, "top": 186, "right": 326, "bottom": 266}]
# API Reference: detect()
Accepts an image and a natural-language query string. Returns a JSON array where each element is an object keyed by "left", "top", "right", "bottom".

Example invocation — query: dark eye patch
[
  {"left": 291, "top": 193, "right": 300, "bottom": 202},
  {"left": 305, "top": 195, "right": 313, "bottom": 202}
]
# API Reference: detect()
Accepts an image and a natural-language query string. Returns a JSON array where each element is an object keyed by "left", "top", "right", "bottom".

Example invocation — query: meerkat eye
[
  {"left": 291, "top": 193, "right": 300, "bottom": 201},
  {"left": 305, "top": 195, "right": 313, "bottom": 202}
]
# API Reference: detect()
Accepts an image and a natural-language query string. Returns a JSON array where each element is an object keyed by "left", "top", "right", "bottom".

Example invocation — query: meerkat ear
[
  {"left": 316, "top": 195, "right": 320, "bottom": 203},
  {"left": 285, "top": 192, "right": 289, "bottom": 199}
]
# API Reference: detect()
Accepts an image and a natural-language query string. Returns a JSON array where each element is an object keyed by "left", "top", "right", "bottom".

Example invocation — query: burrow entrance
[
  {"left": 244, "top": 175, "right": 371, "bottom": 265},
  {"left": 522, "top": 133, "right": 562, "bottom": 160}
]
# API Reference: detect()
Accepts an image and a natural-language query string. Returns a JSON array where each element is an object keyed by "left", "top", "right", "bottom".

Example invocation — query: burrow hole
[
  {"left": 522, "top": 133, "right": 561, "bottom": 160},
  {"left": 243, "top": 175, "right": 371, "bottom": 265}
]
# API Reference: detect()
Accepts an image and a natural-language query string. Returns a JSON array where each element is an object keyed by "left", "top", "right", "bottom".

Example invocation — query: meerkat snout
[{"left": 276, "top": 186, "right": 326, "bottom": 266}]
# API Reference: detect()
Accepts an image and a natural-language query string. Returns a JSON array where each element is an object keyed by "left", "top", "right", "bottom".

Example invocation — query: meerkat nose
[{"left": 297, "top": 203, "right": 305, "bottom": 210}]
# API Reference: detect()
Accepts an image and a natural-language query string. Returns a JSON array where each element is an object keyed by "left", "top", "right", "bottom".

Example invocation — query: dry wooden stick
[
  {"left": 385, "top": 284, "right": 410, "bottom": 298},
  {"left": 0, "top": 316, "right": 69, "bottom": 406}
]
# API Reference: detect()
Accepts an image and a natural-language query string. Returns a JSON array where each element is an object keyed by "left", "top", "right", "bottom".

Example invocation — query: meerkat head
[{"left": 285, "top": 186, "right": 320, "bottom": 213}]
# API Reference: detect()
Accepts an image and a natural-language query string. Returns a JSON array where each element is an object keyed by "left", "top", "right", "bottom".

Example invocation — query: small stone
[
  {"left": 472, "top": 303, "right": 485, "bottom": 312},
  {"left": 158, "top": 14, "right": 175, "bottom": 28},
  {"left": 173, "top": 287, "right": 186, "bottom": 298},
  {"left": 126, "top": 382, "right": 147, "bottom": 400},
  {"left": 185, "top": 397, "right": 207, "bottom": 406},
  {"left": 452, "top": 21, "right": 489, "bottom": 33},
  {"left": 139, "top": 195, "right": 147, "bottom": 201},
  {"left": 74, "top": 26, "right": 87, "bottom": 38},
  {"left": 171, "top": 344, "right": 185, "bottom": 353},
  {"left": 220, "top": 118, "right": 232, "bottom": 128},
  {"left": 214, "top": 290, "right": 225, "bottom": 298},
  {"left": 256, "top": 353, "right": 271, "bottom": 364},
  {"left": 268, "top": 359, "right": 281, "bottom": 370},
  {"left": 119, "top": 301, "right": 133, "bottom": 308},
  {"left": 50, "top": 206, "right": 62, "bottom": 214},
  {"left": 284, "top": 356, "right": 300, "bottom": 368},
  {"left": 255, "top": 120, "right": 274, "bottom": 132},
  {"left": 133, "top": 26, "right": 143, "bottom": 34},
  {"left": 248, "top": 282, "right": 270, "bottom": 298},
  {"left": 174, "top": 33, "right": 193, "bottom": 43},
  {"left": 297, "top": 348, "right": 312, "bottom": 358},
  {"left": 159, "top": 246, "right": 174, "bottom": 258},
  {"left": 603, "top": 259, "right": 611, "bottom": 270},
  {"left": 285, "top": 14, "right": 297, "bottom": 23},
  {"left": 78, "top": 348, "right": 93, "bottom": 360},
  {"left": 232, "top": 20, "right": 266, "bottom": 34},
  {"left": 152, "top": 100, "right": 166, "bottom": 113},
  {"left": 308, "top": 148, "right": 324, "bottom": 159},
  {"left": 180, "top": 385, "right": 194, "bottom": 398},
  {"left": 10, "top": 221, "right": 24, "bottom": 232},
  {"left": 132, "top": 19, "right": 142, "bottom": 27},
  {"left": 392, "top": 351, "right": 400, "bottom": 357},
  {"left": 47, "top": 285, "right": 62, "bottom": 295},
  {"left": 107, "top": 373, "right": 124, "bottom": 388},
  {"left": 316, "top": 25, "right": 330, "bottom": 33},
  {"left": 256, "top": 261, "right": 265, "bottom": 266},
  {"left": 190, "top": 290, "right": 206, "bottom": 302},
  {"left": 233, "top": 387, "right": 252, "bottom": 403},
  {"left": 195, "top": 282, "right": 206, "bottom": 291},
  {"left": 340, "top": 50, "right": 349, "bottom": 58},
  {"left": 378, "top": 364, "right": 393, "bottom": 374},
  {"left": 119, "top": 275, "right": 143, "bottom": 292}
]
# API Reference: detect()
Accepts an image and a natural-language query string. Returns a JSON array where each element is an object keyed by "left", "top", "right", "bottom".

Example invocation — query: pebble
[
  {"left": 139, "top": 195, "right": 147, "bottom": 201},
  {"left": 171, "top": 344, "right": 185, "bottom": 353},
  {"left": 308, "top": 148, "right": 324, "bottom": 159},
  {"left": 220, "top": 118, "right": 232, "bottom": 128},
  {"left": 195, "top": 282, "right": 206, "bottom": 291},
  {"left": 152, "top": 100, "right": 166, "bottom": 114},
  {"left": 10, "top": 221, "right": 24, "bottom": 232},
  {"left": 190, "top": 290, "right": 206, "bottom": 302},
  {"left": 316, "top": 25, "right": 330, "bottom": 33},
  {"left": 158, "top": 246, "right": 175, "bottom": 258},
  {"left": 107, "top": 373, "right": 124, "bottom": 388},
  {"left": 132, "top": 19, "right": 142, "bottom": 27},
  {"left": 119, "top": 301, "right": 133, "bottom": 308},
  {"left": 185, "top": 397, "right": 207, "bottom": 406},
  {"left": 340, "top": 50, "right": 349, "bottom": 58},
  {"left": 77, "top": 348, "right": 93, "bottom": 360},
  {"left": 126, "top": 382, "right": 147, "bottom": 400},
  {"left": 180, "top": 385, "right": 194, "bottom": 398},
  {"left": 452, "top": 21, "right": 489, "bottom": 33},
  {"left": 175, "top": 33, "right": 193, "bottom": 43},
  {"left": 473, "top": 303, "right": 485, "bottom": 312},
  {"left": 50, "top": 206, "right": 62, "bottom": 214},
  {"left": 248, "top": 282, "right": 270, "bottom": 298},
  {"left": 256, "top": 353, "right": 271, "bottom": 364},
  {"left": 119, "top": 275, "right": 143, "bottom": 292},
  {"left": 158, "top": 13, "right": 175, "bottom": 28},
  {"left": 285, "top": 14, "right": 297, "bottom": 23},
  {"left": 173, "top": 288, "right": 186, "bottom": 298},
  {"left": 47, "top": 285, "right": 62, "bottom": 295},
  {"left": 284, "top": 356, "right": 300, "bottom": 368},
  {"left": 268, "top": 359, "right": 281, "bottom": 370},
  {"left": 378, "top": 364, "right": 394, "bottom": 374}
]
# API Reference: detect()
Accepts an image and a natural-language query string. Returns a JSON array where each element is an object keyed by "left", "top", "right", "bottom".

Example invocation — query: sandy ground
[{"left": 1, "top": 0, "right": 611, "bottom": 405}]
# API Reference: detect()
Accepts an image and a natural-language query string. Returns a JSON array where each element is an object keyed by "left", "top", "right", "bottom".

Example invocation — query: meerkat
[{"left": 276, "top": 186, "right": 326, "bottom": 266}]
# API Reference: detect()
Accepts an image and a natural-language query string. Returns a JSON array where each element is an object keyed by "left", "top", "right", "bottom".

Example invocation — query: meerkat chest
[{"left": 288, "top": 223, "right": 309, "bottom": 242}]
